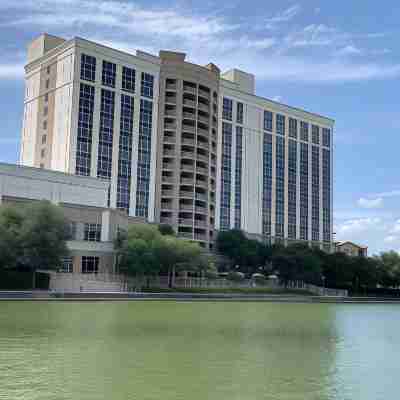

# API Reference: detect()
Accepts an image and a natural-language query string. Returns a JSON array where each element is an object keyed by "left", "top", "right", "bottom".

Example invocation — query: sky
[{"left": 0, "top": 0, "right": 399, "bottom": 254}]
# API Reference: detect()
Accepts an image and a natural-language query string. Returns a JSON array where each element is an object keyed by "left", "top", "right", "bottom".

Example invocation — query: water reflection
[{"left": 0, "top": 302, "right": 399, "bottom": 400}]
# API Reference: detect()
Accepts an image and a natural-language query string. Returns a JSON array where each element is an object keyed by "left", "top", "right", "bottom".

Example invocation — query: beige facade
[
  {"left": 155, "top": 51, "right": 219, "bottom": 248},
  {"left": 20, "top": 33, "right": 334, "bottom": 250}
]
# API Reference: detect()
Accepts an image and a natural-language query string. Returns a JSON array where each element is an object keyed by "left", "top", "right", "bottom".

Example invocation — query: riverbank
[{"left": 1, "top": 290, "right": 400, "bottom": 303}]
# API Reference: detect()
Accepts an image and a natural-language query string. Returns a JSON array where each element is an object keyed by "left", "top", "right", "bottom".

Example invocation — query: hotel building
[{"left": 20, "top": 33, "right": 334, "bottom": 251}]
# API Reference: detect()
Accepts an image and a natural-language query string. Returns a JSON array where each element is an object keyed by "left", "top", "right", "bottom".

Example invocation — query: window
[
  {"left": 81, "top": 256, "right": 99, "bottom": 273},
  {"left": 45, "top": 79, "right": 50, "bottom": 89},
  {"left": 60, "top": 257, "right": 73, "bottom": 273},
  {"left": 46, "top": 65, "right": 51, "bottom": 74},
  {"left": 275, "top": 136, "right": 285, "bottom": 237},
  {"left": 299, "top": 142, "right": 309, "bottom": 240},
  {"left": 68, "top": 221, "right": 77, "bottom": 240},
  {"left": 122, "top": 66, "right": 135, "bottom": 93},
  {"left": 102, "top": 60, "right": 116, "bottom": 88},
  {"left": 44, "top": 93, "right": 48, "bottom": 103},
  {"left": 276, "top": 114, "right": 285, "bottom": 135},
  {"left": 43, "top": 120, "right": 47, "bottom": 130},
  {"left": 288, "top": 139, "right": 297, "bottom": 239},
  {"left": 219, "top": 122, "right": 232, "bottom": 230},
  {"left": 312, "top": 146, "right": 320, "bottom": 241},
  {"left": 80, "top": 54, "right": 96, "bottom": 82},
  {"left": 41, "top": 148, "right": 46, "bottom": 158},
  {"left": 117, "top": 94, "right": 134, "bottom": 212},
  {"left": 43, "top": 106, "right": 48, "bottom": 116},
  {"left": 264, "top": 110, "right": 273, "bottom": 131},
  {"left": 76, "top": 83, "right": 95, "bottom": 176},
  {"left": 222, "top": 98, "right": 233, "bottom": 121},
  {"left": 141, "top": 72, "right": 154, "bottom": 98},
  {"left": 312, "top": 125, "right": 320, "bottom": 145},
  {"left": 289, "top": 118, "right": 297, "bottom": 139},
  {"left": 262, "top": 133, "right": 273, "bottom": 236},
  {"left": 40, "top": 163, "right": 44, "bottom": 169},
  {"left": 300, "top": 121, "right": 309, "bottom": 142},
  {"left": 84, "top": 223, "right": 101, "bottom": 242},
  {"left": 236, "top": 102, "right": 243, "bottom": 124},
  {"left": 97, "top": 89, "right": 115, "bottom": 180},
  {"left": 322, "top": 128, "right": 331, "bottom": 148},
  {"left": 235, "top": 126, "right": 243, "bottom": 228},
  {"left": 322, "top": 149, "right": 331, "bottom": 242},
  {"left": 42, "top": 135, "right": 47, "bottom": 144},
  {"left": 136, "top": 99, "right": 153, "bottom": 217}
]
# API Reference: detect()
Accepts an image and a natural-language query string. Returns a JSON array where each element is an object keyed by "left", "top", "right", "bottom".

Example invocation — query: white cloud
[
  {"left": 375, "top": 190, "right": 400, "bottom": 198},
  {"left": 384, "top": 235, "right": 398, "bottom": 243},
  {"left": 335, "top": 45, "right": 363, "bottom": 56},
  {"left": 358, "top": 197, "right": 383, "bottom": 209},
  {"left": 0, "top": 1, "right": 399, "bottom": 85},
  {"left": 335, "top": 217, "right": 382, "bottom": 235},
  {"left": 265, "top": 5, "right": 301, "bottom": 29},
  {"left": 391, "top": 220, "right": 400, "bottom": 233}
]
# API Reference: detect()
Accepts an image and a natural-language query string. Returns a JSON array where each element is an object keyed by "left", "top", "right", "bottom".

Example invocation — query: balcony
[
  {"left": 197, "top": 153, "right": 209, "bottom": 163},
  {"left": 164, "top": 122, "right": 177, "bottom": 130},
  {"left": 183, "top": 99, "right": 196, "bottom": 108},
  {"left": 182, "top": 137, "right": 195, "bottom": 146},
  {"left": 178, "top": 218, "right": 193, "bottom": 226},
  {"left": 197, "top": 128, "right": 209, "bottom": 138},
  {"left": 161, "top": 202, "right": 173, "bottom": 210},
  {"left": 162, "top": 162, "right": 175, "bottom": 170},
  {"left": 183, "top": 111, "right": 196, "bottom": 120},
  {"left": 180, "top": 203, "right": 194, "bottom": 211},
  {"left": 166, "top": 82, "right": 177, "bottom": 91},
  {"left": 196, "top": 166, "right": 208, "bottom": 175},
  {"left": 195, "top": 206, "right": 208, "bottom": 215},
  {"left": 178, "top": 232, "right": 194, "bottom": 239},
  {"left": 194, "top": 219, "right": 207, "bottom": 228},
  {"left": 183, "top": 85, "right": 196, "bottom": 94},
  {"left": 181, "top": 163, "right": 195, "bottom": 172},
  {"left": 162, "top": 176, "right": 174, "bottom": 184},
  {"left": 182, "top": 124, "right": 195, "bottom": 134},
  {"left": 195, "top": 192, "right": 208, "bottom": 201},
  {"left": 198, "top": 114, "right": 209, "bottom": 125},
  {"left": 198, "top": 88, "right": 210, "bottom": 99},
  {"left": 181, "top": 151, "right": 195, "bottom": 159},
  {"left": 180, "top": 191, "right": 195, "bottom": 199},
  {"left": 198, "top": 102, "right": 209, "bottom": 113},
  {"left": 197, "top": 141, "right": 209, "bottom": 151},
  {"left": 181, "top": 177, "right": 194, "bottom": 185},
  {"left": 161, "top": 189, "right": 175, "bottom": 197},
  {"left": 163, "top": 150, "right": 176, "bottom": 157},
  {"left": 196, "top": 180, "right": 208, "bottom": 189},
  {"left": 165, "top": 110, "right": 176, "bottom": 117}
]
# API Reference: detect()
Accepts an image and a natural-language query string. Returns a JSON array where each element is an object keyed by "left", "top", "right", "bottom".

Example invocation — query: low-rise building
[
  {"left": 335, "top": 241, "right": 368, "bottom": 257},
  {"left": 0, "top": 162, "right": 144, "bottom": 276}
]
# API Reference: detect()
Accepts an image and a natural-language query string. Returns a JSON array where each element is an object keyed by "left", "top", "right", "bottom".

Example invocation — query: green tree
[
  {"left": 19, "top": 201, "right": 70, "bottom": 288},
  {"left": 0, "top": 205, "right": 24, "bottom": 270},
  {"left": 375, "top": 251, "right": 400, "bottom": 288},
  {"left": 158, "top": 224, "right": 175, "bottom": 236}
]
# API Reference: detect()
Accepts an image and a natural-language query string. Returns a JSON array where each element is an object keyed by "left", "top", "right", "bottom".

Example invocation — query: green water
[{"left": 0, "top": 302, "right": 399, "bottom": 400}]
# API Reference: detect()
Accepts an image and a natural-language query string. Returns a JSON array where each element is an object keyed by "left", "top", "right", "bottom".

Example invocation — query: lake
[{"left": 0, "top": 301, "right": 399, "bottom": 399}]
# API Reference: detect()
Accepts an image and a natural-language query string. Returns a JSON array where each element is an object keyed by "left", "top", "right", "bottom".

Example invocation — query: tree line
[{"left": 216, "top": 229, "right": 400, "bottom": 294}]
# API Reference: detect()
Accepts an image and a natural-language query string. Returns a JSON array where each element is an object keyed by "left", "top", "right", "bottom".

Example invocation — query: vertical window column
[
  {"left": 136, "top": 99, "right": 153, "bottom": 217},
  {"left": 322, "top": 149, "right": 331, "bottom": 242},
  {"left": 275, "top": 136, "right": 285, "bottom": 238},
  {"left": 262, "top": 132, "right": 273, "bottom": 236},
  {"left": 234, "top": 126, "right": 243, "bottom": 229},
  {"left": 220, "top": 122, "right": 232, "bottom": 230},
  {"left": 75, "top": 84, "right": 95, "bottom": 176},
  {"left": 117, "top": 94, "right": 134, "bottom": 212},
  {"left": 288, "top": 139, "right": 297, "bottom": 239},
  {"left": 299, "top": 142, "right": 309, "bottom": 240},
  {"left": 97, "top": 89, "right": 115, "bottom": 181},
  {"left": 312, "top": 146, "right": 320, "bottom": 242}
]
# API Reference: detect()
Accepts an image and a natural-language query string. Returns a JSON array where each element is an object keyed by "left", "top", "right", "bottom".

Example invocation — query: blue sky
[{"left": 0, "top": 0, "right": 399, "bottom": 254}]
